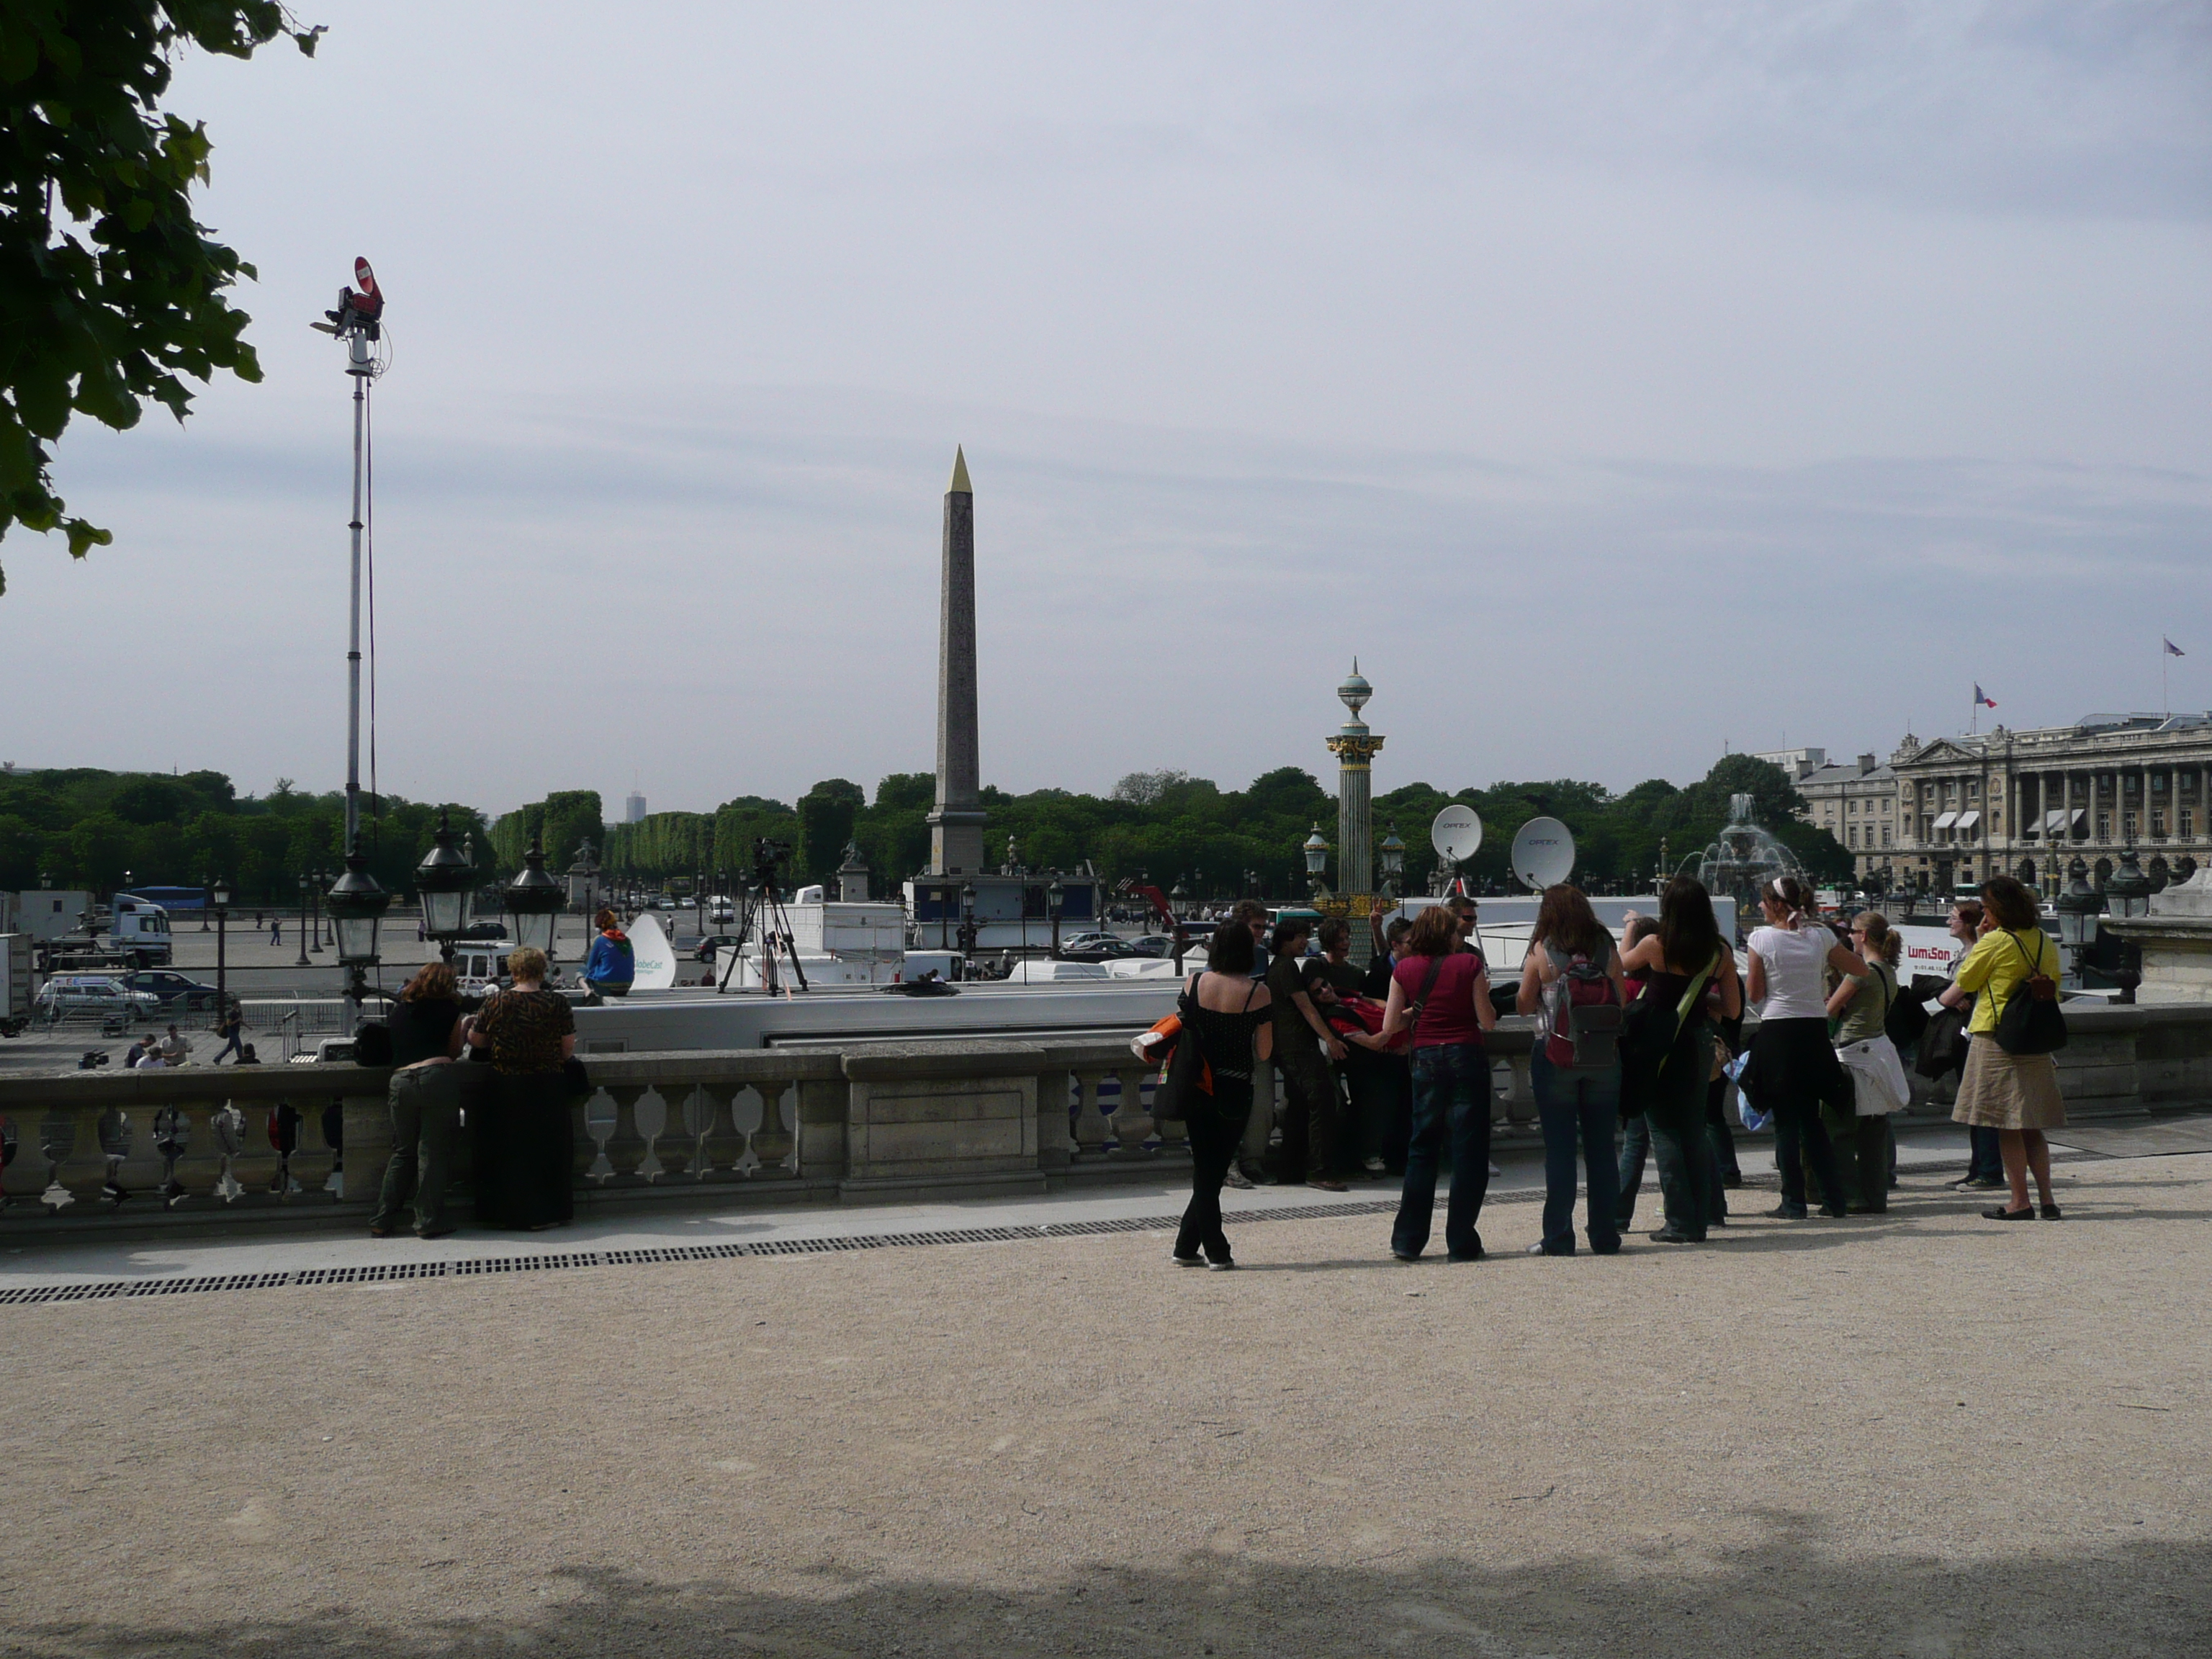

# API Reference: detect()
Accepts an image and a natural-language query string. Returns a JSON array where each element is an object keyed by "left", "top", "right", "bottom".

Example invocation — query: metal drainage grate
[{"left": 0, "top": 1199, "right": 1411, "bottom": 1308}]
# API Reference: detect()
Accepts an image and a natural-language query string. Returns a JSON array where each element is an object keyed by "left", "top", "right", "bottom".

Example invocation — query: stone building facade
[
  {"left": 1791, "top": 752, "right": 1900, "bottom": 880},
  {"left": 1878, "top": 715, "right": 2210, "bottom": 897}
]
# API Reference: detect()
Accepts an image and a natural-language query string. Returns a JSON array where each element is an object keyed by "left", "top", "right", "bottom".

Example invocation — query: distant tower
[
  {"left": 624, "top": 790, "right": 647, "bottom": 824},
  {"left": 927, "top": 446, "right": 986, "bottom": 876},
  {"left": 1326, "top": 662, "right": 1383, "bottom": 902}
]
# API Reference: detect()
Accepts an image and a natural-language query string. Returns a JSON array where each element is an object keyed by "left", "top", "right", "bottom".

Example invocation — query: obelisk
[{"left": 927, "top": 446, "right": 987, "bottom": 876}]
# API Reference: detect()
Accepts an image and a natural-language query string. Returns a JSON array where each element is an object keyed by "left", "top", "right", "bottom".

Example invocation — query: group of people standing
[{"left": 1169, "top": 869, "right": 2070, "bottom": 1270}]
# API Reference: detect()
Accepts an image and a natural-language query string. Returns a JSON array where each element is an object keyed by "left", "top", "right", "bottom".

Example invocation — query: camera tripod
[{"left": 714, "top": 875, "right": 812, "bottom": 994}]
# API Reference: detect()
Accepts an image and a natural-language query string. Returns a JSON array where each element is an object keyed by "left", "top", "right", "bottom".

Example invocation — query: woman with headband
[{"left": 1743, "top": 875, "right": 1867, "bottom": 1220}]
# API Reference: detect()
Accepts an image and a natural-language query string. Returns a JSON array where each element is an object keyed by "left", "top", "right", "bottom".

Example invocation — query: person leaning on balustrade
[
  {"left": 369, "top": 960, "right": 468, "bottom": 1240},
  {"left": 466, "top": 946, "right": 577, "bottom": 1231},
  {"left": 1940, "top": 875, "right": 2067, "bottom": 1223}
]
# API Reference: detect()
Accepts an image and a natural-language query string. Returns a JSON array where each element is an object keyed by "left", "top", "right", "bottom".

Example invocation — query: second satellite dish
[
  {"left": 1430, "top": 804, "right": 1483, "bottom": 866},
  {"left": 1510, "top": 817, "right": 1575, "bottom": 890}
]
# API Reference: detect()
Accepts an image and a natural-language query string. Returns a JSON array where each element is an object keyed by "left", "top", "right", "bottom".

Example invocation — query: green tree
[
  {"left": 796, "top": 778, "right": 864, "bottom": 886},
  {"left": 1, "top": 2, "right": 323, "bottom": 592}
]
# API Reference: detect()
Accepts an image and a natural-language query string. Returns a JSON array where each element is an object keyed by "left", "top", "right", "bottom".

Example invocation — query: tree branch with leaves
[{"left": 0, "top": 1, "right": 320, "bottom": 594}]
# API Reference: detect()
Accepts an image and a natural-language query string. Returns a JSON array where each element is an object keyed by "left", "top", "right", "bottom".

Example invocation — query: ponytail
[{"left": 1858, "top": 911, "right": 1902, "bottom": 967}]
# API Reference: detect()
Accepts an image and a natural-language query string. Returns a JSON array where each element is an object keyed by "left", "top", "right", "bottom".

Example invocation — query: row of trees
[
  {"left": 3, "top": 752, "right": 1848, "bottom": 910},
  {"left": 583, "top": 752, "right": 1851, "bottom": 897},
  {"left": 0, "top": 768, "right": 487, "bottom": 902}
]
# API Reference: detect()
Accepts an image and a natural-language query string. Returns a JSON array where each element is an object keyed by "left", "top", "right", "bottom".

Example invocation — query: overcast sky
[{"left": 4, "top": 1, "right": 2207, "bottom": 817}]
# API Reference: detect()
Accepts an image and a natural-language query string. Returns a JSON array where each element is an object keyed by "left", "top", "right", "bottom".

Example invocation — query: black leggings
[{"left": 1177, "top": 1078, "right": 1254, "bottom": 1263}]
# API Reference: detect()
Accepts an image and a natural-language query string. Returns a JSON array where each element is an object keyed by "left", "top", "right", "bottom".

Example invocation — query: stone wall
[{"left": 1, "top": 1007, "right": 2206, "bottom": 1241}]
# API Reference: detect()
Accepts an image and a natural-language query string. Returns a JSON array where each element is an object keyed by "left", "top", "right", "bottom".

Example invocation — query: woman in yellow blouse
[{"left": 1938, "top": 875, "right": 2064, "bottom": 1221}]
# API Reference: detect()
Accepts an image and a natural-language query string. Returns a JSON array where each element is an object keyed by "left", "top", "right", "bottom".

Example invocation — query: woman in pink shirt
[{"left": 1379, "top": 903, "right": 1498, "bottom": 1262}]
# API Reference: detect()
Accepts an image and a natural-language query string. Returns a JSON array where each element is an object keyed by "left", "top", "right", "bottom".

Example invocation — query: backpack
[
  {"left": 1542, "top": 939, "right": 1622, "bottom": 1068},
  {"left": 1993, "top": 930, "right": 2067, "bottom": 1056}
]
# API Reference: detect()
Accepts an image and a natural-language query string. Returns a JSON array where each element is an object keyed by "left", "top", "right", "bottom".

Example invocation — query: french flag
[{"left": 1974, "top": 685, "right": 1997, "bottom": 709}]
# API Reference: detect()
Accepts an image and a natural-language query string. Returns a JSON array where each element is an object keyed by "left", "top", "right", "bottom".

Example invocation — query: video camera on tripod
[{"left": 714, "top": 837, "right": 811, "bottom": 994}]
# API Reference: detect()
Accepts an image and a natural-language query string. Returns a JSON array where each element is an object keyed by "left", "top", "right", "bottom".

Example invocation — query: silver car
[{"left": 35, "top": 976, "right": 163, "bottom": 1021}]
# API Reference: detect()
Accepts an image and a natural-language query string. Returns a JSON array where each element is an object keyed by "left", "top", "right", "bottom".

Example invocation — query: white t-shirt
[{"left": 1748, "top": 923, "right": 1835, "bottom": 1021}]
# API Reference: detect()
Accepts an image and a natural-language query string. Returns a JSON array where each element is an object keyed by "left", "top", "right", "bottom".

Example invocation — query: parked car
[
  {"left": 1126, "top": 935, "right": 1183, "bottom": 958},
  {"left": 458, "top": 922, "right": 510, "bottom": 941},
  {"left": 1060, "top": 938, "right": 1141, "bottom": 962},
  {"left": 694, "top": 934, "right": 741, "bottom": 963},
  {"left": 33, "top": 976, "right": 163, "bottom": 1021},
  {"left": 120, "top": 969, "right": 223, "bottom": 1012}
]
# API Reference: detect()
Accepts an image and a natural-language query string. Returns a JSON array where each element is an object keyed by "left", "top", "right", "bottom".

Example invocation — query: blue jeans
[
  {"left": 1531, "top": 1049, "right": 1621, "bottom": 1254},
  {"left": 1392, "top": 1042, "right": 1491, "bottom": 1259},
  {"left": 1968, "top": 1124, "right": 2004, "bottom": 1182}
]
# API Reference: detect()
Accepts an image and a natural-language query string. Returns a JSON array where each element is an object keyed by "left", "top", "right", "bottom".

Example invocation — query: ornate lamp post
[
  {"left": 503, "top": 837, "right": 565, "bottom": 963},
  {"left": 1303, "top": 824, "right": 1330, "bottom": 899},
  {"left": 957, "top": 881, "right": 978, "bottom": 961},
  {"left": 324, "top": 851, "right": 392, "bottom": 1022},
  {"left": 295, "top": 873, "right": 313, "bottom": 968},
  {"left": 414, "top": 811, "right": 475, "bottom": 961},
  {"left": 1169, "top": 876, "right": 1189, "bottom": 920},
  {"left": 310, "top": 868, "right": 330, "bottom": 954},
  {"left": 208, "top": 875, "right": 232, "bottom": 1017},
  {"left": 2106, "top": 848, "right": 2154, "bottom": 921},
  {"left": 199, "top": 878, "right": 212, "bottom": 931},
  {"left": 2054, "top": 855, "right": 2101, "bottom": 985},
  {"left": 1048, "top": 876, "right": 1064, "bottom": 958},
  {"left": 1379, "top": 824, "right": 1406, "bottom": 901}
]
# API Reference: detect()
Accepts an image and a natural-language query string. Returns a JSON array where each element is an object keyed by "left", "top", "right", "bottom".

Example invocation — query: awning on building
[
  {"left": 1930, "top": 811, "right": 1958, "bottom": 831},
  {"left": 2041, "top": 808, "right": 2069, "bottom": 833},
  {"left": 1955, "top": 810, "right": 1981, "bottom": 832}
]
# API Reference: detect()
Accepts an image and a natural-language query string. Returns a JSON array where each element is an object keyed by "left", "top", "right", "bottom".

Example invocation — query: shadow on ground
[{"left": 20, "top": 1514, "right": 2210, "bottom": 1658}]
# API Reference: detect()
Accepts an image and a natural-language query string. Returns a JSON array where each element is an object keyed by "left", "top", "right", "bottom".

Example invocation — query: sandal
[{"left": 1981, "top": 1205, "right": 2036, "bottom": 1221}]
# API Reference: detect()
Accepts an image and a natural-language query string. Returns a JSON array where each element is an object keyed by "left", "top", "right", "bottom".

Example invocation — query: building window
[
  {"left": 2184, "top": 809, "right": 2196, "bottom": 838},
  {"left": 2124, "top": 811, "right": 2139, "bottom": 840},
  {"left": 2152, "top": 809, "right": 2167, "bottom": 838},
  {"left": 1882, "top": 827, "right": 1892, "bottom": 848},
  {"left": 2098, "top": 812, "right": 2112, "bottom": 841},
  {"left": 1848, "top": 825, "right": 1858, "bottom": 848},
  {"left": 1967, "top": 781, "right": 1979, "bottom": 801}
]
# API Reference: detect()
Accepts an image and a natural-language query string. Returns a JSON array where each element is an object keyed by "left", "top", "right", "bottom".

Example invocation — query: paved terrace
[{"left": 5, "top": 1119, "right": 2209, "bottom": 1658}]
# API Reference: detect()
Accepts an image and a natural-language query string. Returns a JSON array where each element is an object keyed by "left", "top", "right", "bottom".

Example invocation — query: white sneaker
[
  {"left": 1223, "top": 1166, "right": 1256, "bottom": 1190},
  {"left": 1488, "top": 1161, "right": 1502, "bottom": 1177}
]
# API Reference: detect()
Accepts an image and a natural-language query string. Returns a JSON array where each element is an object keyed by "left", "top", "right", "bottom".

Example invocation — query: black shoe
[
  {"left": 1650, "top": 1227, "right": 1696, "bottom": 1244},
  {"left": 1720, "top": 1173, "right": 1744, "bottom": 1189},
  {"left": 1765, "top": 1204, "right": 1809, "bottom": 1220},
  {"left": 2039, "top": 1202, "right": 2063, "bottom": 1220},
  {"left": 1982, "top": 1205, "right": 2036, "bottom": 1221},
  {"left": 1390, "top": 1249, "right": 1421, "bottom": 1263},
  {"left": 1446, "top": 1249, "right": 1483, "bottom": 1263},
  {"left": 417, "top": 1226, "right": 456, "bottom": 1240}
]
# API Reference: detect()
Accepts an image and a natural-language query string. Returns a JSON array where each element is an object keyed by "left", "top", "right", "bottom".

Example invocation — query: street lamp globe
[
  {"left": 2106, "top": 848, "right": 2154, "bottom": 921},
  {"left": 503, "top": 837, "right": 566, "bottom": 958},
  {"left": 1379, "top": 824, "right": 1406, "bottom": 884},
  {"left": 211, "top": 876, "right": 232, "bottom": 909},
  {"left": 413, "top": 810, "right": 476, "bottom": 948},
  {"left": 2054, "top": 857, "right": 2101, "bottom": 950},
  {"left": 325, "top": 850, "right": 392, "bottom": 966},
  {"left": 1046, "top": 876, "right": 1064, "bottom": 920},
  {"left": 1303, "top": 824, "right": 1329, "bottom": 879}
]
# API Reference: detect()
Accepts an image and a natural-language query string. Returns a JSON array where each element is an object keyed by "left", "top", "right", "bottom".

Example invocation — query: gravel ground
[{"left": 6, "top": 1154, "right": 2208, "bottom": 1658}]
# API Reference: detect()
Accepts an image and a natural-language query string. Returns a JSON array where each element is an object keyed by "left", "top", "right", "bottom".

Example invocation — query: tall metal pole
[{"left": 344, "top": 331, "right": 371, "bottom": 863}]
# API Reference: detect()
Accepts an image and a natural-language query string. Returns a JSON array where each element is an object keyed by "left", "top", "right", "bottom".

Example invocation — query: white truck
[
  {"left": 0, "top": 933, "right": 30, "bottom": 1036},
  {"left": 12, "top": 889, "right": 174, "bottom": 969}
]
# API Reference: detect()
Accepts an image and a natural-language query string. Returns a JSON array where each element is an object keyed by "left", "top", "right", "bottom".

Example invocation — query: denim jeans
[
  {"left": 1392, "top": 1042, "right": 1491, "bottom": 1259},
  {"left": 1616, "top": 1112, "right": 1650, "bottom": 1227},
  {"left": 1773, "top": 1094, "right": 1848, "bottom": 1217},
  {"left": 1645, "top": 1050, "right": 1718, "bottom": 1239},
  {"left": 1177, "top": 1079, "right": 1253, "bottom": 1263},
  {"left": 1530, "top": 1049, "right": 1621, "bottom": 1254},
  {"left": 372, "top": 1062, "right": 462, "bottom": 1233}
]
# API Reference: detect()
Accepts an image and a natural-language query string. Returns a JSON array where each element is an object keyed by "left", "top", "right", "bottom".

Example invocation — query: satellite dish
[
  {"left": 1431, "top": 804, "right": 1483, "bottom": 866},
  {"left": 1510, "top": 817, "right": 1575, "bottom": 891},
  {"left": 624, "top": 911, "right": 678, "bottom": 992}
]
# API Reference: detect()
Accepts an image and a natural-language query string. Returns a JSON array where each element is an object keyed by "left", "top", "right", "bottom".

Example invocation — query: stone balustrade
[{"left": 1, "top": 1006, "right": 2205, "bottom": 1238}]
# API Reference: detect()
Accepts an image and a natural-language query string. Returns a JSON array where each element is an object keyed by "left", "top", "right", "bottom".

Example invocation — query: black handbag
[
  {"left": 1915, "top": 1004, "right": 1969, "bottom": 1078},
  {"left": 1993, "top": 931, "right": 2067, "bottom": 1056},
  {"left": 1617, "top": 950, "right": 1719, "bottom": 1118},
  {"left": 562, "top": 1055, "right": 593, "bottom": 1099},
  {"left": 1149, "top": 976, "right": 1212, "bottom": 1123}
]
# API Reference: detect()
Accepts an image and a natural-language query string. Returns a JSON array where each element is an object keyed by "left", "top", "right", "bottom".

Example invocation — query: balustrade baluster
[
  {"left": 597, "top": 1084, "right": 652, "bottom": 1184},
  {"left": 651, "top": 1084, "right": 696, "bottom": 1179},
  {"left": 1069, "top": 1069, "right": 1110, "bottom": 1158},
  {"left": 631, "top": 1086, "right": 669, "bottom": 1182},
  {"left": 0, "top": 1109, "right": 48, "bottom": 1211},
  {"left": 747, "top": 1079, "right": 795, "bottom": 1172},
  {"left": 1107, "top": 1064, "right": 1154, "bottom": 1153},
  {"left": 109, "top": 1102, "right": 165, "bottom": 1205},
  {"left": 45, "top": 1104, "right": 109, "bottom": 1210},
  {"left": 693, "top": 1082, "right": 744, "bottom": 1178}
]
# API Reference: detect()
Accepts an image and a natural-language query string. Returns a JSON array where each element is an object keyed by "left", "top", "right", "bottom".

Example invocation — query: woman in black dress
[
  {"left": 466, "top": 947, "right": 576, "bottom": 1230},
  {"left": 1173, "top": 921, "right": 1275, "bottom": 1270}
]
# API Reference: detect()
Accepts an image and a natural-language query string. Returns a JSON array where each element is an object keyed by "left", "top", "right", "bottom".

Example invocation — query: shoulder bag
[
  {"left": 1150, "top": 975, "right": 1215, "bottom": 1122},
  {"left": 1993, "top": 930, "right": 2067, "bottom": 1056},
  {"left": 1617, "top": 950, "right": 1722, "bottom": 1117}
]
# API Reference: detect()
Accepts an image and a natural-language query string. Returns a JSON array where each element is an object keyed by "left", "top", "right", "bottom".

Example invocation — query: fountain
[{"left": 1695, "top": 793, "right": 1807, "bottom": 940}]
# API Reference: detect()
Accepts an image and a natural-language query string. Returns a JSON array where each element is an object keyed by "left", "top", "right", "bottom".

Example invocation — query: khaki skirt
[{"left": 1951, "top": 1034, "right": 2066, "bottom": 1131}]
